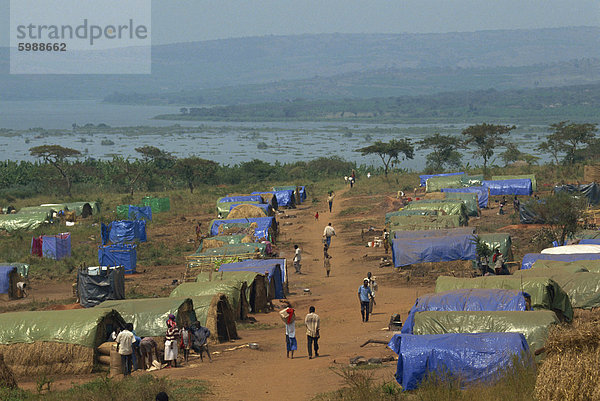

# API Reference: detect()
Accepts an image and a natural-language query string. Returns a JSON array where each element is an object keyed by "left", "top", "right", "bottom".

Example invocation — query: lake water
[{"left": 0, "top": 100, "right": 551, "bottom": 170}]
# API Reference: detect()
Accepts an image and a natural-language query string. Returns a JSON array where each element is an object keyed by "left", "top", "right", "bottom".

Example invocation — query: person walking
[
  {"left": 323, "top": 243, "right": 332, "bottom": 277},
  {"left": 280, "top": 307, "right": 297, "bottom": 359},
  {"left": 293, "top": 244, "right": 301, "bottom": 274},
  {"left": 366, "top": 272, "right": 378, "bottom": 314},
  {"left": 358, "top": 279, "right": 374, "bottom": 322},
  {"left": 513, "top": 196, "right": 520, "bottom": 213},
  {"left": 323, "top": 223, "right": 336, "bottom": 247},
  {"left": 327, "top": 192, "right": 335, "bottom": 213},
  {"left": 115, "top": 322, "right": 136, "bottom": 376},
  {"left": 305, "top": 306, "right": 320, "bottom": 359}
]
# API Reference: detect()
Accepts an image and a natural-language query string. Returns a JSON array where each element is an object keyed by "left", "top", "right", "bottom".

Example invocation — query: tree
[
  {"left": 418, "top": 133, "right": 462, "bottom": 173},
  {"left": 135, "top": 146, "right": 175, "bottom": 169},
  {"left": 356, "top": 139, "right": 414, "bottom": 177},
  {"left": 29, "top": 145, "right": 81, "bottom": 196},
  {"left": 174, "top": 157, "right": 218, "bottom": 193},
  {"left": 538, "top": 121, "right": 597, "bottom": 165},
  {"left": 529, "top": 192, "right": 587, "bottom": 246},
  {"left": 500, "top": 143, "right": 539, "bottom": 166},
  {"left": 461, "top": 123, "right": 515, "bottom": 173}
]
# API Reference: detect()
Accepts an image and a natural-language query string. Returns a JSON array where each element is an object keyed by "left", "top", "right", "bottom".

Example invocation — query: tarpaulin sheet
[
  {"left": 196, "top": 234, "right": 251, "bottom": 252},
  {"left": 31, "top": 236, "right": 43, "bottom": 257},
  {"left": 128, "top": 206, "right": 152, "bottom": 221},
  {"left": 195, "top": 271, "right": 266, "bottom": 312},
  {"left": 219, "top": 259, "right": 285, "bottom": 299},
  {"left": 198, "top": 243, "right": 267, "bottom": 256},
  {"left": 393, "top": 227, "right": 475, "bottom": 239},
  {"left": 514, "top": 266, "right": 600, "bottom": 309},
  {"left": 554, "top": 183, "right": 600, "bottom": 205},
  {"left": 229, "top": 203, "right": 271, "bottom": 215},
  {"left": 0, "top": 309, "right": 124, "bottom": 347},
  {"left": 420, "top": 172, "right": 464, "bottom": 187},
  {"left": 388, "top": 333, "right": 529, "bottom": 391},
  {"left": 0, "top": 212, "right": 49, "bottom": 232},
  {"left": 219, "top": 195, "right": 264, "bottom": 204},
  {"left": 210, "top": 217, "right": 276, "bottom": 241},
  {"left": 403, "top": 200, "right": 468, "bottom": 225},
  {"left": 443, "top": 186, "right": 489, "bottom": 208},
  {"left": 576, "top": 230, "right": 600, "bottom": 240},
  {"left": 387, "top": 210, "right": 439, "bottom": 223},
  {"left": 521, "top": 253, "right": 600, "bottom": 270},
  {"left": 78, "top": 267, "right": 125, "bottom": 308},
  {"left": 98, "top": 244, "right": 137, "bottom": 274},
  {"left": 531, "top": 259, "right": 600, "bottom": 273},
  {"left": 460, "top": 175, "right": 484, "bottom": 187},
  {"left": 492, "top": 175, "right": 537, "bottom": 192},
  {"left": 217, "top": 201, "right": 261, "bottom": 218},
  {"left": 412, "top": 310, "right": 557, "bottom": 353},
  {"left": 273, "top": 185, "right": 307, "bottom": 202},
  {"left": 141, "top": 197, "right": 170, "bottom": 213},
  {"left": 0, "top": 266, "right": 15, "bottom": 294},
  {"left": 18, "top": 205, "right": 64, "bottom": 219},
  {"left": 170, "top": 281, "right": 245, "bottom": 318},
  {"left": 101, "top": 220, "right": 147, "bottom": 245},
  {"left": 482, "top": 179, "right": 532, "bottom": 196},
  {"left": 392, "top": 235, "right": 476, "bottom": 267},
  {"left": 435, "top": 276, "right": 573, "bottom": 321},
  {"left": 41, "top": 233, "right": 71, "bottom": 260},
  {"left": 519, "top": 202, "right": 544, "bottom": 224},
  {"left": 100, "top": 298, "right": 197, "bottom": 337},
  {"left": 390, "top": 215, "right": 462, "bottom": 231},
  {"left": 580, "top": 239, "right": 600, "bottom": 245},
  {"left": 442, "top": 192, "right": 479, "bottom": 216},
  {"left": 402, "top": 289, "right": 526, "bottom": 334},
  {"left": 478, "top": 233, "right": 513, "bottom": 261},
  {"left": 541, "top": 244, "right": 600, "bottom": 254},
  {"left": 63, "top": 201, "right": 100, "bottom": 217},
  {"left": 252, "top": 190, "right": 295, "bottom": 208},
  {"left": 426, "top": 175, "right": 464, "bottom": 192}
]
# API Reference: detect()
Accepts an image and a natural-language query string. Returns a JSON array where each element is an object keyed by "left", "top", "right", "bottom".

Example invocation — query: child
[
  {"left": 315, "top": 211, "right": 319, "bottom": 221},
  {"left": 323, "top": 243, "right": 332, "bottom": 277},
  {"left": 180, "top": 326, "right": 191, "bottom": 363}
]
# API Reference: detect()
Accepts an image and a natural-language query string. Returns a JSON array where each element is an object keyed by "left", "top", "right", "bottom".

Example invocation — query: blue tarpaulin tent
[
  {"left": 98, "top": 244, "right": 137, "bottom": 274},
  {"left": 252, "top": 190, "right": 295, "bottom": 208},
  {"left": 388, "top": 333, "right": 529, "bottom": 391},
  {"left": 394, "top": 228, "right": 475, "bottom": 239},
  {"left": 442, "top": 186, "right": 489, "bottom": 208},
  {"left": 521, "top": 253, "right": 600, "bottom": 270},
  {"left": 419, "top": 172, "right": 464, "bottom": 187},
  {"left": 40, "top": 233, "right": 71, "bottom": 260},
  {"left": 579, "top": 239, "right": 600, "bottom": 245},
  {"left": 401, "top": 289, "right": 526, "bottom": 334},
  {"left": 483, "top": 179, "right": 532, "bottom": 196},
  {"left": 219, "top": 195, "right": 264, "bottom": 204},
  {"left": 392, "top": 234, "right": 476, "bottom": 267},
  {"left": 101, "top": 220, "right": 147, "bottom": 245},
  {"left": 0, "top": 266, "right": 15, "bottom": 295},
  {"left": 219, "top": 259, "right": 285, "bottom": 299},
  {"left": 210, "top": 217, "right": 276, "bottom": 241},
  {"left": 128, "top": 206, "right": 152, "bottom": 221}
]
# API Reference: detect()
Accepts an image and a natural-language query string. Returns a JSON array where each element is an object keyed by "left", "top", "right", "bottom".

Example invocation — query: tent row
[
  {"left": 421, "top": 172, "right": 535, "bottom": 197},
  {"left": 0, "top": 201, "right": 100, "bottom": 232}
]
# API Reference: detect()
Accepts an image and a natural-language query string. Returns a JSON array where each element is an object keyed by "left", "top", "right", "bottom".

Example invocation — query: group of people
[
  {"left": 498, "top": 196, "right": 521, "bottom": 215},
  {"left": 344, "top": 170, "right": 357, "bottom": 188},
  {"left": 280, "top": 305, "right": 321, "bottom": 359},
  {"left": 114, "top": 314, "right": 212, "bottom": 376}
]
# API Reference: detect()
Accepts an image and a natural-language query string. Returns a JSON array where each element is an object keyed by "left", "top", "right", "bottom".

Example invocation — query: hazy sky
[{"left": 1, "top": 0, "right": 599, "bottom": 45}]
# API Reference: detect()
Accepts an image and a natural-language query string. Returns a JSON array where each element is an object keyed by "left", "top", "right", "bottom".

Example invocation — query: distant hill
[{"left": 1, "top": 26, "right": 599, "bottom": 100}]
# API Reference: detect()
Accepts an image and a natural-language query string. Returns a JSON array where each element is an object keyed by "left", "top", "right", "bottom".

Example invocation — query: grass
[
  {"left": 338, "top": 206, "right": 371, "bottom": 217},
  {"left": 0, "top": 374, "right": 209, "bottom": 401}
]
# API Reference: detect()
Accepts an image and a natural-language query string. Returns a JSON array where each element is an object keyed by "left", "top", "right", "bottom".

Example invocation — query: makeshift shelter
[
  {"left": 196, "top": 234, "right": 255, "bottom": 253},
  {"left": 403, "top": 199, "right": 469, "bottom": 225},
  {"left": 393, "top": 227, "right": 476, "bottom": 239},
  {"left": 580, "top": 239, "right": 600, "bottom": 245},
  {"left": 190, "top": 294, "right": 238, "bottom": 342},
  {"left": 0, "top": 309, "right": 124, "bottom": 377},
  {"left": 426, "top": 175, "right": 464, "bottom": 192},
  {"left": 482, "top": 179, "right": 533, "bottom": 196},
  {"left": 389, "top": 215, "right": 462, "bottom": 231},
  {"left": 576, "top": 230, "right": 600, "bottom": 240},
  {"left": 402, "top": 289, "right": 527, "bottom": 334},
  {"left": 98, "top": 244, "right": 137, "bottom": 274},
  {"left": 101, "top": 220, "right": 147, "bottom": 245},
  {"left": 117, "top": 205, "right": 152, "bottom": 221},
  {"left": 228, "top": 204, "right": 271, "bottom": 219},
  {"left": 217, "top": 201, "right": 261, "bottom": 218},
  {"left": 170, "top": 281, "right": 249, "bottom": 320},
  {"left": 210, "top": 217, "right": 277, "bottom": 242},
  {"left": 58, "top": 202, "right": 100, "bottom": 217},
  {"left": 554, "top": 183, "right": 600, "bottom": 205},
  {"left": 388, "top": 333, "right": 529, "bottom": 391},
  {"left": 435, "top": 276, "right": 573, "bottom": 321},
  {"left": 31, "top": 233, "right": 71, "bottom": 261},
  {"left": 518, "top": 201, "right": 544, "bottom": 224},
  {"left": 442, "top": 192, "right": 479, "bottom": 216},
  {"left": 273, "top": 185, "right": 307, "bottom": 203},
  {"left": 411, "top": 310, "right": 558, "bottom": 353},
  {"left": 521, "top": 253, "right": 600, "bottom": 270},
  {"left": 219, "top": 259, "right": 286, "bottom": 299},
  {"left": 492, "top": 175, "right": 537, "bottom": 192},
  {"left": 541, "top": 244, "right": 600, "bottom": 255},
  {"left": 386, "top": 210, "right": 439, "bottom": 223},
  {"left": 141, "top": 196, "right": 170, "bottom": 213},
  {"left": 0, "top": 212, "right": 49, "bottom": 232},
  {"left": 99, "top": 298, "right": 197, "bottom": 338},
  {"left": 392, "top": 234, "right": 476, "bottom": 268},
  {"left": 531, "top": 259, "right": 600, "bottom": 274},
  {"left": 19, "top": 205, "right": 66, "bottom": 219},
  {"left": 478, "top": 233, "right": 513, "bottom": 261},
  {"left": 442, "top": 186, "right": 489, "bottom": 208},
  {"left": 199, "top": 243, "right": 268, "bottom": 257},
  {"left": 420, "top": 172, "right": 465, "bottom": 187},
  {"left": 218, "top": 195, "right": 264, "bottom": 204},
  {"left": 77, "top": 266, "right": 125, "bottom": 308},
  {"left": 252, "top": 190, "right": 295, "bottom": 208},
  {"left": 0, "top": 266, "right": 20, "bottom": 301},
  {"left": 196, "top": 270, "right": 270, "bottom": 313}
]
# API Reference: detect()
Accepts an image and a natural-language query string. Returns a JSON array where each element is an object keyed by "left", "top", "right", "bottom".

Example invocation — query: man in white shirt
[
  {"left": 323, "top": 223, "right": 336, "bottom": 247},
  {"left": 293, "top": 244, "right": 301, "bottom": 274},
  {"left": 115, "top": 323, "right": 136, "bottom": 376}
]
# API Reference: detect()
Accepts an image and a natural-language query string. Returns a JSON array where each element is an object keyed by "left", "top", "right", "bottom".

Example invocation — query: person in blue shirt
[{"left": 358, "top": 279, "right": 373, "bottom": 322}]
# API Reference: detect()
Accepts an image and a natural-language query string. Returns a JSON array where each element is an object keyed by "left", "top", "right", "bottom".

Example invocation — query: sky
[{"left": 1, "top": 0, "right": 599, "bottom": 46}]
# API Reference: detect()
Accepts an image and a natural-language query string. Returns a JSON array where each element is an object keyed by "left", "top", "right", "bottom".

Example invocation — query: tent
[
  {"left": 420, "top": 172, "right": 465, "bottom": 187},
  {"left": 541, "top": 244, "right": 600, "bottom": 255},
  {"left": 580, "top": 239, "right": 600, "bottom": 245},
  {"left": 518, "top": 201, "right": 544, "bottom": 224},
  {"left": 31, "top": 233, "right": 71, "bottom": 261},
  {"left": 219, "top": 259, "right": 286, "bottom": 299},
  {"left": 170, "top": 280, "right": 250, "bottom": 320},
  {"left": 210, "top": 217, "right": 277, "bottom": 241},
  {"left": 435, "top": 275, "right": 573, "bottom": 321},
  {"left": 554, "top": 183, "right": 600, "bottom": 205},
  {"left": 0, "top": 212, "right": 49, "bottom": 232},
  {"left": 442, "top": 192, "right": 479, "bottom": 216},
  {"left": 216, "top": 201, "right": 261, "bottom": 218},
  {"left": 273, "top": 185, "right": 307, "bottom": 203},
  {"left": 392, "top": 235, "right": 476, "bottom": 268},
  {"left": 98, "top": 244, "right": 137, "bottom": 274},
  {"left": 195, "top": 271, "right": 270, "bottom": 313},
  {"left": 393, "top": 227, "right": 476, "bottom": 240},
  {"left": 228, "top": 204, "right": 272, "bottom": 218},
  {"left": 141, "top": 196, "right": 170, "bottom": 213},
  {"left": 411, "top": 310, "right": 557, "bottom": 353},
  {"left": 0, "top": 308, "right": 124, "bottom": 377},
  {"left": 389, "top": 215, "right": 462, "bottom": 231},
  {"left": 196, "top": 234, "right": 255, "bottom": 253},
  {"left": 198, "top": 243, "right": 268, "bottom": 257},
  {"left": 575, "top": 230, "right": 600, "bottom": 240},
  {"left": 521, "top": 253, "right": 600, "bottom": 270},
  {"left": 47, "top": 202, "right": 100, "bottom": 217},
  {"left": 0, "top": 265, "right": 19, "bottom": 300},
  {"left": 442, "top": 186, "right": 489, "bottom": 208},
  {"left": 425, "top": 175, "right": 464, "bottom": 192},
  {"left": 388, "top": 333, "right": 529, "bottom": 391},
  {"left": 77, "top": 266, "right": 125, "bottom": 308},
  {"left": 252, "top": 190, "right": 295, "bottom": 208},
  {"left": 218, "top": 195, "right": 264, "bottom": 204},
  {"left": 478, "top": 233, "right": 513, "bottom": 261},
  {"left": 386, "top": 210, "right": 439, "bottom": 223},
  {"left": 18, "top": 205, "right": 66, "bottom": 219},
  {"left": 402, "top": 289, "right": 527, "bottom": 334},
  {"left": 531, "top": 259, "right": 600, "bottom": 274},
  {"left": 492, "top": 175, "right": 537, "bottom": 192},
  {"left": 189, "top": 294, "right": 238, "bottom": 342},
  {"left": 482, "top": 179, "right": 532, "bottom": 196},
  {"left": 117, "top": 205, "right": 152, "bottom": 221},
  {"left": 101, "top": 220, "right": 147, "bottom": 245},
  {"left": 403, "top": 200, "right": 469, "bottom": 225}
]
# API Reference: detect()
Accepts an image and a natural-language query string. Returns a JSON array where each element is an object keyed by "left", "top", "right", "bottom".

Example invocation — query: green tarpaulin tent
[
  {"left": 44, "top": 202, "right": 99, "bottom": 217},
  {"left": 492, "top": 175, "right": 537, "bottom": 192},
  {"left": 531, "top": 259, "right": 600, "bottom": 274},
  {"left": 389, "top": 215, "right": 462, "bottom": 231},
  {"left": 403, "top": 200, "right": 468, "bottom": 225},
  {"left": 444, "top": 192, "right": 479, "bottom": 216},
  {"left": 426, "top": 175, "right": 464, "bottom": 192},
  {"left": 0, "top": 212, "right": 49, "bottom": 232},
  {"left": 189, "top": 295, "right": 238, "bottom": 342},
  {"left": 385, "top": 210, "right": 439, "bottom": 224},
  {"left": 198, "top": 243, "right": 267, "bottom": 256},
  {"left": 141, "top": 197, "right": 170, "bottom": 213},
  {"left": 196, "top": 271, "right": 270, "bottom": 313},
  {"left": 170, "top": 280, "right": 249, "bottom": 320},
  {"left": 435, "top": 275, "right": 573, "bottom": 321},
  {"left": 412, "top": 310, "right": 558, "bottom": 353}
]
